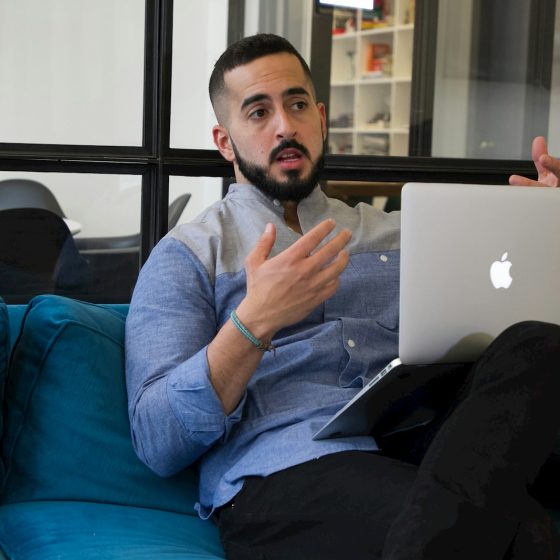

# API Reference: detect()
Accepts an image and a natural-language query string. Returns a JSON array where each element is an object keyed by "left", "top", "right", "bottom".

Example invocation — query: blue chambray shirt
[{"left": 125, "top": 184, "right": 401, "bottom": 519}]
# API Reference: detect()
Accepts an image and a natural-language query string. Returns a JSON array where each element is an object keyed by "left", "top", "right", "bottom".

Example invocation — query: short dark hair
[{"left": 209, "top": 34, "right": 315, "bottom": 120}]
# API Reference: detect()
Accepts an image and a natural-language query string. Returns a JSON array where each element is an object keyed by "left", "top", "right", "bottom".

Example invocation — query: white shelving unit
[{"left": 328, "top": 0, "right": 415, "bottom": 156}]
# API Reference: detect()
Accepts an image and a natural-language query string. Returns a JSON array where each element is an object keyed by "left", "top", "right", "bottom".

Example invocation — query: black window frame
[{"left": 0, "top": 0, "right": 539, "bottom": 301}]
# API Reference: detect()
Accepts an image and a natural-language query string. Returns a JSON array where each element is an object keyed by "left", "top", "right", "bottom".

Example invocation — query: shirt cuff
[{"left": 166, "top": 346, "right": 246, "bottom": 440}]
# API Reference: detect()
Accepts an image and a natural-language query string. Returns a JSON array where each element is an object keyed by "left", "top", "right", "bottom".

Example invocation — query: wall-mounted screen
[{"left": 317, "top": 0, "right": 375, "bottom": 9}]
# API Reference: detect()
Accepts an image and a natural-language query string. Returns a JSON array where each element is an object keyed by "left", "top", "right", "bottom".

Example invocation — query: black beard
[{"left": 230, "top": 137, "right": 324, "bottom": 203}]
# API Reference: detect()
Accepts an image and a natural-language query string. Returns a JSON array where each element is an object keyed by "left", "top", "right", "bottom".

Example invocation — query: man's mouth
[
  {"left": 269, "top": 140, "right": 311, "bottom": 167},
  {"left": 276, "top": 148, "right": 303, "bottom": 163}
]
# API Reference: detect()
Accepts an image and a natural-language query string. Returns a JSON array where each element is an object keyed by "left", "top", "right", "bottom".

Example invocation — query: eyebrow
[{"left": 240, "top": 87, "right": 312, "bottom": 112}]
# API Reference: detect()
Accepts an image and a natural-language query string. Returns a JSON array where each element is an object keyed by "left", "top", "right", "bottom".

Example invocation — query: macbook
[{"left": 313, "top": 182, "right": 560, "bottom": 440}]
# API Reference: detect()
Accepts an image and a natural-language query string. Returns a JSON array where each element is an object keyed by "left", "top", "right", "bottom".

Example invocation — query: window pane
[
  {"left": 170, "top": 0, "right": 312, "bottom": 150},
  {"left": 328, "top": 1, "right": 415, "bottom": 156},
  {"left": 546, "top": 4, "right": 560, "bottom": 154},
  {"left": 0, "top": 0, "right": 145, "bottom": 146},
  {"left": 0, "top": 172, "right": 141, "bottom": 303},
  {"left": 324, "top": 179, "right": 402, "bottom": 211},
  {"left": 431, "top": 0, "right": 559, "bottom": 159},
  {"left": 170, "top": 1, "right": 228, "bottom": 149},
  {"left": 169, "top": 177, "right": 223, "bottom": 227},
  {"left": 246, "top": 0, "right": 312, "bottom": 59}
]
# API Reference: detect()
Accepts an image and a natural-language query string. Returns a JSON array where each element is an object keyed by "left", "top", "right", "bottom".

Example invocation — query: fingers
[
  {"left": 245, "top": 223, "right": 276, "bottom": 268},
  {"left": 509, "top": 136, "right": 560, "bottom": 188},
  {"left": 289, "top": 218, "right": 352, "bottom": 265},
  {"left": 315, "top": 248, "right": 350, "bottom": 286},
  {"left": 290, "top": 219, "right": 338, "bottom": 258},
  {"left": 538, "top": 154, "right": 560, "bottom": 187},
  {"left": 296, "top": 251, "right": 348, "bottom": 311},
  {"left": 309, "top": 229, "right": 352, "bottom": 269},
  {"left": 532, "top": 136, "right": 548, "bottom": 177},
  {"left": 241, "top": 219, "right": 351, "bottom": 333},
  {"left": 509, "top": 174, "right": 540, "bottom": 187}
]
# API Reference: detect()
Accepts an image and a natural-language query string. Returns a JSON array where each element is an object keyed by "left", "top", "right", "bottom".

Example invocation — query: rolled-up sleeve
[
  {"left": 125, "top": 237, "right": 245, "bottom": 477},
  {"left": 167, "top": 346, "right": 246, "bottom": 442}
]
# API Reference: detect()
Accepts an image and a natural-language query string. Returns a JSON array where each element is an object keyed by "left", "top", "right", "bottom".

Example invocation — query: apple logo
[{"left": 490, "top": 252, "right": 513, "bottom": 289}]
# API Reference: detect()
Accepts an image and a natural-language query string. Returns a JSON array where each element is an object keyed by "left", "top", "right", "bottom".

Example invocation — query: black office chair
[
  {"left": 69, "top": 194, "right": 190, "bottom": 302},
  {"left": 168, "top": 193, "right": 191, "bottom": 230},
  {"left": 0, "top": 208, "right": 89, "bottom": 303},
  {"left": 0, "top": 179, "right": 66, "bottom": 217},
  {"left": 74, "top": 193, "right": 191, "bottom": 252}
]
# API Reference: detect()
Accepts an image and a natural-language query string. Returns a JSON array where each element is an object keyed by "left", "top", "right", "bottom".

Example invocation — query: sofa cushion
[
  {"left": 0, "top": 501, "right": 225, "bottom": 559},
  {"left": 6, "top": 305, "right": 27, "bottom": 350},
  {"left": 0, "top": 298, "right": 8, "bottom": 483},
  {"left": 1, "top": 295, "right": 199, "bottom": 514}
]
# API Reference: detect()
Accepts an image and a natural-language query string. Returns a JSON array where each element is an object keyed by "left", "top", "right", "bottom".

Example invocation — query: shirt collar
[{"left": 226, "top": 183, "right": 329, "bottom": 222}]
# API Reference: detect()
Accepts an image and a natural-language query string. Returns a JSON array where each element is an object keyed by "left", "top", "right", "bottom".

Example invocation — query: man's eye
[
  {"left": 292, "top": 101, "right": 307, "bottom": 111},
  {"left": 249, "top": 108, "right": 266, "bottom": 120}
]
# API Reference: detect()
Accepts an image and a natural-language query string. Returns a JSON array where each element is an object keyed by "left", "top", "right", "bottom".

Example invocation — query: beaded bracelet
[{"left": 230, "top": 310, "right": 275, "bottom": 354}]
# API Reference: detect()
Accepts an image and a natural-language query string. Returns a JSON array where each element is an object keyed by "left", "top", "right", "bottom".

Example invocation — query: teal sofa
[
  {"left": 0, "top": 295, "right": 225, "bottom": 559},
  {"left": 0, "top": 295, "right": 559, "bottom": 559}
]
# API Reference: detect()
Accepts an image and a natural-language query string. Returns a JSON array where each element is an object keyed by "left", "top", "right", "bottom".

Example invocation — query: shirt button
[
  {"left": 347, "top": 339, "right": 356, "bottom": 348},
  {"left": 272, "top": 199, "right": 281, "bottom": 207},
  {"left": 380, "top": 254, "right": 388, "bottom": 262}
]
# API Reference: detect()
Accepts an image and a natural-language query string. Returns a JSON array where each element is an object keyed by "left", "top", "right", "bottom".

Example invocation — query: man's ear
[
  {"left": 317, "top": 102, "right": 327, "bottom": 141},
  {"left": 212, "top": 125, "right": 235, "bottom": 162}
]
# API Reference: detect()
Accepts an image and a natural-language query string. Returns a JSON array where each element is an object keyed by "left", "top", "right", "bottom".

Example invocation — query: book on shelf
[
  {"left": 404, "top": 0, "right": 415, "bottom": 25},
  {"left": 364, "top": 43, "right": 392, "bottom": 76},
  {"left": 361, "top": 0, "right": 393, "bottom": 30},
  {"left": 332, "top": 9, "right": 357, "bottom": 35}
]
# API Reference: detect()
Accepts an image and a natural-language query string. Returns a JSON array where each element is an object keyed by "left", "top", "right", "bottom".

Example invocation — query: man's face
[{"left": 212, "top": 53, "right": 327, "bottom": 202}]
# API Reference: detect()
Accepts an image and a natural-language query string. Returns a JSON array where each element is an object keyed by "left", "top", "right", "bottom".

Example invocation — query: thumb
[
  {"left": 532, "top": 136, "right": 549, "bottom": 178},
  {"left": 247, "top": 223, "right": 276, "bottom": 266}
]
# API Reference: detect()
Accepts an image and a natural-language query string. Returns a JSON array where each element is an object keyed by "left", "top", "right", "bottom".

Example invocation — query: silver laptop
[
  {"left": 399, "top": 182, "right": 560, "bottom": 363},
  {"left": 313, "top": 182, "right": 560, "bottom": 440}
]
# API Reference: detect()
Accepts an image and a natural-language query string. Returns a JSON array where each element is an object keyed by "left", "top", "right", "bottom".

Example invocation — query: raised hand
[
  {"left": 509, "top": 136, "right": 560, "bottom": 187},
  {"left": 235, "top": 219, "right": 352, "bottom": 342}
]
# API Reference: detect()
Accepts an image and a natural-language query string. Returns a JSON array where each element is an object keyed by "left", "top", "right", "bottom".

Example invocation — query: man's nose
[{"left": 274, "top": 108, "right": 297, "bottom": 140}]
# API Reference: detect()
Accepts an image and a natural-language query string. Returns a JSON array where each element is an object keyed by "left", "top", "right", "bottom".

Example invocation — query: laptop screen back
[{"left": 399, "top": 183, "right": 560, "bottom": 364}]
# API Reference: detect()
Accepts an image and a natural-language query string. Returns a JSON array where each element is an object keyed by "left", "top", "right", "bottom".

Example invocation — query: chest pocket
[{"left": 325, "top": 250, "right": 400, "bottom": 331}]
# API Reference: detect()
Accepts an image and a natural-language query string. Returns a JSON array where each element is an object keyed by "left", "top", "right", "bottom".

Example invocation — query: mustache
[{"left": 269, "top": 140, "right": 311, "bottom": 164}]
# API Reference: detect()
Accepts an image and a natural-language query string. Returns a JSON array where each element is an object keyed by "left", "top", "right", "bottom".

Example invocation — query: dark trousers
[{"left": 216, "top": 322, "right": 560, "bottom": 559}]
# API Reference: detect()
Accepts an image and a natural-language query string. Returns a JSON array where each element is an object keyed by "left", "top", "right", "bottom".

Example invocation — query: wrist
[
  {"left": 234, "top": 300, "right": 277, "bottom": 343},
  {"left": 230, "top": 310, "right": 275, "bottom": 353}
]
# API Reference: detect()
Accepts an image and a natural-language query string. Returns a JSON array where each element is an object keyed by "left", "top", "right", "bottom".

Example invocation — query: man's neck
[{"left": 282, "top": 201, "right": 302, "bottom": 234}]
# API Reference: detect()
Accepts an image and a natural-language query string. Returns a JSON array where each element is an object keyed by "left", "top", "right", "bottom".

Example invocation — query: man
[{"left": 125, "top": 34, "right": 560, "bottom": 559}]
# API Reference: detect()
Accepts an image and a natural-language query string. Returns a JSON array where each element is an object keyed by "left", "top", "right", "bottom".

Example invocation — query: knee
[
  {"left": 497, "top": 321, "right": 560, "bottom": 354},
  {"left": 474, "top": 321, "right": 560, "bottom": 389}
]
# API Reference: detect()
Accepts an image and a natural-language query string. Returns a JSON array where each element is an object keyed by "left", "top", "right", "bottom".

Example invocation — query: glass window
[
  {"left": 328, "top": 0, "right": 415, "bottom": 156},
  {"left": 169, "top": 176, "right": 223, "bottom": 226},
  {"left": 245, "top": 0, "right": 312, "bottom": 59},
  {"left": 549, "top": 6, "right": 560, "bottom": 153},
  {"left": 419, "top": 0, "right": 559, "bottom": 160},
  {"left": 324, "top": 179, "right": 402, "bottom": 211},
  {"left": 0, "top": 172, "right": 142, "bottom": 303},
  {"left": 324, "top": 0, "right": 560, "bottom": 161},
  {"left": 171, "top": 0, "right": 314, "bottom": 150},
  {"left": 0, "top": 0, "right": 145, "bottom": 146},
  {"left": 170, "top": 0, "right": 229, "bottom": 149}
]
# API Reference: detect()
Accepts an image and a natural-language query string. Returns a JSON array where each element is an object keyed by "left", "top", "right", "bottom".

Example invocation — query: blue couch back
[{"left": 0, "top": 295, "right": 200, "bottom": 515}]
